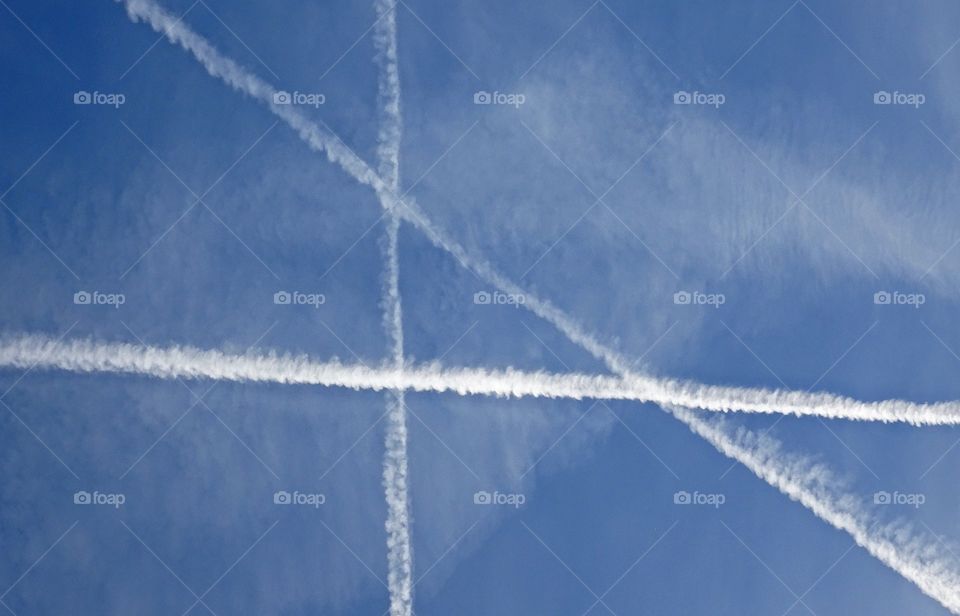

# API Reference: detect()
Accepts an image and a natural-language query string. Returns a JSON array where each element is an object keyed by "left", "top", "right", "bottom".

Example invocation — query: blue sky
[{"left": 3, "top": 0, "right": 960, "bottom": 614}]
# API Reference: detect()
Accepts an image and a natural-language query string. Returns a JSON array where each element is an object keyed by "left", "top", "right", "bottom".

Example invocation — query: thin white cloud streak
[
  {"left": 382, "top": 387, "right": 411, "bottom": 616},
  {"left": 117, "top": 0, "right": 385, "bottom": 191},
  {"left": 115, "top": 0, "right": 629, "bottom": 373},
  {"left": 668, "top": 405, "right": 960, "bottom": 615},
  {"left": 372, "top": 1, "right": 413, "bottom": 614},
  {"left": 5, "top": 333, "right": 960, "bottom": 426},
  {"left": 373, "top": 0, "right": 402, "bottom": 193},
  {"left": 114, "top": 2, "right": 960, "bottom": 608}
]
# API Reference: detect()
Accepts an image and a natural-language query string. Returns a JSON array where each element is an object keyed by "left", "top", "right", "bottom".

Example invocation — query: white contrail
[
  {"left": 373, "top": 0, "right": 402, "bottom": 193},
  {"left": 372, "top": 0, "right": 413, "bottom": 614},
  {"left": 668, "top": 405, "right": 960, "bottom": 614},
  {"left": 112, "top": 0, "right": 655, "bottom": 373},
  {"left": 115, "top": 2, "right": 960, "bottom": 608},
  {"left": 5, "top": 333, "right": 960, "bottom": 425},
  {"left": 118, "top": 1, "right": 412, "bottom": 605},
  {"left": 0, "top": 332, "right": 633, "bottom": 398},
  {"left": 116, "top": 0, "right": 385, "bottom": 191}
]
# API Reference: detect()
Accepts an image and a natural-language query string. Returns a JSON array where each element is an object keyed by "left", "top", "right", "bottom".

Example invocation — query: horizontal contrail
[
  {"left": 669, "top": 405, "right": 960, "bottom": 615},
  {"left": 3, "top": 333, "right": 960, "bottom": 426}
]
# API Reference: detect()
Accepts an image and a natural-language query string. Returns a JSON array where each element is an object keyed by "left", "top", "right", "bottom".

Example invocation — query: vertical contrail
[
  {"left": 668, "top": 405, "right": 960, "bottom": 615},
  {"left": 373, "top": 1, "right": 413, "bottom": 614},
  {"left": 115, "top": 2, "right": 960, "bottom": 609}
]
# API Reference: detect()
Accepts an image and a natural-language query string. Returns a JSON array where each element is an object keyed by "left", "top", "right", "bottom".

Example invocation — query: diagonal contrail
[
  {"left": 113, "top": 1, "right": 960, "bottom": 610},
  {"left": 112, "top": 0, "right": 648, "bottom": 377},
  {"left": 5, "top": 333, "right": 960, "bottom": 426},
  {"left": 668, "top": 405, "right": 960, "bottom": 615},
  {"left": 372, "top": 1, "right": 414, "bottom": 614},
  {"left": 117, "top": 0, "right": 386, "bottom": 194}
]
